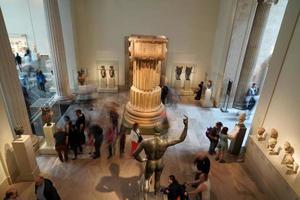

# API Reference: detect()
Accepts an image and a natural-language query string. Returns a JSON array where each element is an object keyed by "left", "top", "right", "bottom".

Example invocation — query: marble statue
[
  {"left": 200, "top": 80, "right": 213, "bottom": 107},
  {"left": 282, "top": 142, "right": 298, "bottom": 174},
  {"left": 268, "top": 128, "right": 279, "bottom": 155},
  {"left": 133, "top": 116, "right": 188, "bottom": 195},
  {"left": 185, "top": 66, "right": 192, "bottom": 80},
  {"left": 175, "top": 66, "right": 183, "bottom": 80},
  {"left": 100, "top": 66, "right": 106, "bottom": 78},
  {"left": 109, "top": 65, "right": 115, "bottom": 78},
  {"left": 257, "top": 127, "right": 266, "bottom": 141}
]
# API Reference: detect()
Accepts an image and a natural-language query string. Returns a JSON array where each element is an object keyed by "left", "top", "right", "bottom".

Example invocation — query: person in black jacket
[
  {"left": 89, "top": 124, "right": 103, "bottom": 159},
  {"left": 35, "top": 176, "right": 60, "bottom": 200},
  {"left": 164, "top": 175, "right": 185, "bottom": 200}
]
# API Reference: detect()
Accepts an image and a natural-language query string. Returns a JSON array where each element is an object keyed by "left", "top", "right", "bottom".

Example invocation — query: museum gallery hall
[{"left": 0, "top": 0, "right": 299, "bottom": 199}]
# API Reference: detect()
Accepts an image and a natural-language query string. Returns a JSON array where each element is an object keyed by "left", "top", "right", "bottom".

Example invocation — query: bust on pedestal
[
  {"left": 12, "top": 135, "right": 40, "bottom": 181},
  {"left": 228, "top": 113, "right": 247, "bottom": 155},
  {"left": 39, "top": 107, "right": 56, "bottom": 154}
]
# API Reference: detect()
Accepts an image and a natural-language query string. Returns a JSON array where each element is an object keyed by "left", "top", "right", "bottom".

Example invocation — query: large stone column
[
  {"left": 124, "top": 35, "right": 167, "bottom": 131},
  {"left": 233, "top": 0, "right": 276, "bottom": 108},
  {"left": 44, "top": 0, "right": 72, "bottom": 100},
  {"left": 0, "top": 8, "right": 32, "bottom": 135}
]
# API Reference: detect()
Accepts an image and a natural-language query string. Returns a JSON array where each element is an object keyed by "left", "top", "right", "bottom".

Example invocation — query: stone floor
[{"left": 5, "top": 92, "right": 268, "bottom": 200}]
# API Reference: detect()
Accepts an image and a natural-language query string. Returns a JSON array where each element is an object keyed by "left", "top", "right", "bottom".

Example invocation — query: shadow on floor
[{"left": 95, "top": 163, "right": 142, "bottom": 200}]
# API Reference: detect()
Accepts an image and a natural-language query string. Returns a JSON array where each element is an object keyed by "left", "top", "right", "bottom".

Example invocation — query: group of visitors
[
  {"left": 206, "top": 121, "right": 237, "bottom": 163},
  {"left": 163, "top": 153, "right": 211, "bottom": 200},
  {"left": 53, "top": 108, "right": 122, "bottom": 161},
  {"left": 4, "top": 176, "right": 60, "bottom": 200}
]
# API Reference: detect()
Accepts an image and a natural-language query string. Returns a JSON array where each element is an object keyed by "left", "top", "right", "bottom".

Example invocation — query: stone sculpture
[
  {"left": 185, "top": 66, "right": 192, "bottom": 80},
  {"left": 257, "top": 127, "right": 266, "bottom": 141},
  {"left": 282, "top": 142, "right": 299, "bottom": 174},
  {"left": 175, "top": 66, "right": 183, "bottom": 80},
  {"left": 133, "top": 116, "right": 188, "bottom": 195},
  {"left": 268, "top": 128, "right": 279, "bottom": 155}
]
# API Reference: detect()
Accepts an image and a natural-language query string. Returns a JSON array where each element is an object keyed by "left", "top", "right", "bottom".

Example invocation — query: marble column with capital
[
  {"left": 124, "top": 35, "right": 168, "bottom": 131},
  {"left": 44, "top": 0, "right": 72, "bottom": 101},
  {"left": 0, "top": 8, "right": 32, "bottom": 135},
  {"left": 233, "top": 0, "right": 276, "bottom": 108}
]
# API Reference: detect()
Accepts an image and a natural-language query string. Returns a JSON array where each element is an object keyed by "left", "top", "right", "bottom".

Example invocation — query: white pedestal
[
  {"left": 100, "top": 78, "right": 107, "bottom": 88},
  {"left": 108, "top": 77, "right": 115, "bottom": 88},
  {"left": 12, "top": 135, "right": 40, "bottom": 181},
  {"left": 174, "top": 79, "right": 182, "bottom": 89},
  {"left": 39, "top": 123, "right": 56, "bottom": 155},
  {"left": 200, "top": 88, "right": 213, "bottom": 107}
]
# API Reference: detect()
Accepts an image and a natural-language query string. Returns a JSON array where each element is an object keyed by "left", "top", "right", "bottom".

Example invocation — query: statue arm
[
  {"left": 133, "top": 142, "right": 147, "bottom": 162},
  {"left": 168, "top": 117, "right": 188, "bottom": 146}
]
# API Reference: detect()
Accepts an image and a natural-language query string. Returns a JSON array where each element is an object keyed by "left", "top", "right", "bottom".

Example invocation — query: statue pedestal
[
  {"left": 100, "top": 78, "right": 107, "bottom": 88},
  {"left": 108, "top": 77, "right": 115, "bottom": 88},
  {"left": 200, "top": 88, "right": 213, "bottom": 107},
  {"left": 39, "top": 123, "right": 56, "bottom": 155},
  {"left": 174, "top": 79, "right": 182, "bottom": 89},
  {"left": 12, "top": 135, "right": 40, "bottom": 181}
]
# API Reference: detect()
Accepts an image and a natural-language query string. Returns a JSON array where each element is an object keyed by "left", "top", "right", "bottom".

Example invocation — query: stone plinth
[
  {"left": 12, "top": 135, "right": 40, "bottom": 181},
  {"left": 244, "top": 136, "right": 300, "bottom": 199},
  {"left": 124, "top": 35, "right": 168, "bottom": 130},
  {"left": 39, "top": 123, "right": 56, "bottom": 155}
]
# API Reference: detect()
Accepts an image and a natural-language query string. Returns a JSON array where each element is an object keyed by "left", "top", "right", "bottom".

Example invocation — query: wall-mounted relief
[
  {"left": 171, "top": 64, "right": 197, "bottom": 96},
  {"left": 96, "top": 60, "right": 118, "bottom": 93}
]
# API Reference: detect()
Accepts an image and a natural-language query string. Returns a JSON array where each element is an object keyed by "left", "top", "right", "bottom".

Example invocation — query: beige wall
[
  {"left": 246, "top": 0, "right": 300, "bottom": 197},
  {"left": 261, "top": 15, "right": 300, "bottom": 163},
  {"left": 73, "top": 0, "right": 220, "bottom": 86}
]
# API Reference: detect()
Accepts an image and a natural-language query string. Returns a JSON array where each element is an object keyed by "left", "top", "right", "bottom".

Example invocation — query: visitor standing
[
  {"left": 215, "top": 127, "right": 237, "bottom": 163},
  {"left": 207, "top": 122, "right": 223, "bottom": 155},
  {"left": 53, "top": 128, "right": 68, "bottom": 162},
  {"left": 105, "top": 126, "right": 116, "bottom": 159},
  {"left": 129, "top": 123, "right": 143, "bottom": 155},
  {"left": 37, "top": 70, "right": 46, "bottom": 92},
  {"left": 15, "top": 53, "right": 22, "bottom": 71},
  {"left": 75, "top": 109, "right": 86, "bottom": 153},
  {"left": 161, "top": 85, "right": 169, "bottom": 104},
  {"left": 89, "top": 124, "right": 103, "bottom": 159},
  {"left": 35, "top": 176, "right": 61, "bottom": 200},
  {"left": 195, "top": 81, "right": 204, "bottom": 100}
]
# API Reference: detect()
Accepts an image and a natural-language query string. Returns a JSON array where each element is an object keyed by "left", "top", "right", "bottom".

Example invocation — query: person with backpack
[
  {"left": 215, "top": 127, "right": 237, "bottom": 163},
  {"left": 207, "top": 122, "right": 223, "bottom": 155}
]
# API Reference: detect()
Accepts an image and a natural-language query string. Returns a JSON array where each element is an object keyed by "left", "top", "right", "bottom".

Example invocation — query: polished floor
[{"left": 7, "top": 93, "right": 268, "bottom": 200}]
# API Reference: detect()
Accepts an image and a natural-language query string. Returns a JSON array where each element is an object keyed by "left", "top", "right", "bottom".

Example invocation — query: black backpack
[{"left": 205, "top": 127, "right": 212, "bottom": 139}]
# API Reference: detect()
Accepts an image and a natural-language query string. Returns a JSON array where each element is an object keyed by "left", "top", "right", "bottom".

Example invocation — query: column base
[
  {"left": 54, "top": 94, "right": 74, "bottom": 103},
  {"left": 38, "top": 143, "right": 56, "bottom": 155},
  {"left": 123, "top": 103, "right": 168, "bottom": 134}
]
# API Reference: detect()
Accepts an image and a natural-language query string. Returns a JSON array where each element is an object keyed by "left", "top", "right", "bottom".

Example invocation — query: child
[{"left": 215, "top": 127, "right": 235, "bottom": 163}]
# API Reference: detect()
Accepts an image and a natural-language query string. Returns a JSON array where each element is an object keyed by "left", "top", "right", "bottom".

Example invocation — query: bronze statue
[
  {"left": 175, "top": 66, "right": 183, "bottom": 80},
  {"left": 100, "top": 66, "right": 106, "bottom": 78},
  {"left": 109, "top": 65, "right": 115, "bottom": 78},
  {"left": 185, "top": 66, "right": 192, "bottom": 80},
  {"left": 133, "top": 116, "right": 188, "bottom": 194}
]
